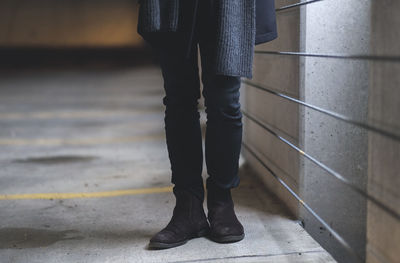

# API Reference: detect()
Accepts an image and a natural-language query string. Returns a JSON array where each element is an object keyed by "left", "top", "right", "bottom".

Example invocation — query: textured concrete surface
[
  {"left": 243, "top": 0, "right": 301, "bottom": 217},
  {"left": 367, "top": 2, "right": 400, "bottom": 262},
  {"left": 299, "top": 0, "right": 370, "bottom": 262},
  {"left": 244, "top": 1, "right": 370, "bottom": 262},
  {"left": 0, "top": 65, "right": 335, "bottom": 263}
]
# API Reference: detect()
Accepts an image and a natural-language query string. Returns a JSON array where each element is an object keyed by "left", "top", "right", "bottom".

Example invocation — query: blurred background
[{"left": 0, "top": 0, "right": 151, "bottom": 67}]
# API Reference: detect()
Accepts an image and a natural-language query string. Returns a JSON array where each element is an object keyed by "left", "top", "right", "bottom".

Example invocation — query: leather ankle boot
[
  {"left": 206, "top": 179, "right": 244, "bottom": 243},
  {"left": 148, "top": 186, "right": 210, "bottom": 249}
]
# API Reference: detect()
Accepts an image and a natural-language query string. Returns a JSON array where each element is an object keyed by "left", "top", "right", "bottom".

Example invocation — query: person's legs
[
  {"left": 195, "top": 0, "right": 242, "bottom": 190},
  {"left": 150, "top": 0, "right": 206, "bottom": 199},
  {"left": 155, "top": 35, "right": 205, "bottom": 201},
  {"left": 197, "top": 0, "right": 245, "bottom": 243},
  {"left": 148, "top": 0, "right": 210, "bottom": 249},
  {"left": 199, "top": 50, "right": 245, "bottom": 243},
  {"left": 201, "top": 73, "right": 242, "bottom": 190}
]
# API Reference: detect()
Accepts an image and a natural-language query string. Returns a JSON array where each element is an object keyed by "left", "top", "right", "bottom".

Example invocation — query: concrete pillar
[
  {"left": 367, "top": 1, "right": 400, "bottom": 262},
  {"left": 299, "top": 0, "right": 370, "bottom": 261}
]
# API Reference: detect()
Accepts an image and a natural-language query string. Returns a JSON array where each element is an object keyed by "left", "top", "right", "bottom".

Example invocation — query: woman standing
[{"left": 137, "top": 0, "right": 277, "bottom": 249}]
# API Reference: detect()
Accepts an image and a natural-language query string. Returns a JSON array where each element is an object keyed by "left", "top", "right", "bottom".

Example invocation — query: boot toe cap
[
  {"left": 212, "top": 223, "right": 243, "bottom": 236},
  {"left": 150, "top": 229, "right": 181, "bottom": 244}
]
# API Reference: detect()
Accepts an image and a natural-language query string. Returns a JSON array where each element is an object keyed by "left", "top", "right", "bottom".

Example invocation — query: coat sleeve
[{"left": 255, "top": 0, "right": 278, "bottom": 45}]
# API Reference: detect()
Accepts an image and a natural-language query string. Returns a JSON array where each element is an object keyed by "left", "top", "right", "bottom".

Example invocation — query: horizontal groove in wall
[
  {"left": 254, "top": 50, "right": 400, "bottom": 63},
  {"left": 242, "top": 81, "right": 299, "bottom": 106},
  {"left": 276, "top": 0, "right": 324, "bottom": 12},
  {"left": 242, "top": 107, "right": 298, "bottom": 144},
  {"left": 242, "top": 80, "right": 400, "bottom": 142},
  {"left": 242, "top": 109, "right": 400, "bottom": 222},
  {"left": 244, "top": 128, "right": 299, "bottom": 187},
  {"left": 241, "top": 142, "right": 364, "bottom": 263}
]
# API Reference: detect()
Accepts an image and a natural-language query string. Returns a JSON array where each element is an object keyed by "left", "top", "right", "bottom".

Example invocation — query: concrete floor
[{"left": 0, "top": 66, "right": 335, "bottom": 263}]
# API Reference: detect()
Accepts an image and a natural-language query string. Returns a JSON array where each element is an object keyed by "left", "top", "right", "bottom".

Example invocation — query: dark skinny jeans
[{"left": 150, "top": 0, "right": 242, "bottom": 201}]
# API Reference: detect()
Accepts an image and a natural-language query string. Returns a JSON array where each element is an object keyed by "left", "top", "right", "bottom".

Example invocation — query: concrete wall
[
  {"left": 299, "top": 1, "right": 370, "bottom": 262},
  {"left": 0, "top": 0, "right": 143, "bottom": 47},
  {"left": 242, "top": 0, "right": 301, "bottom": 216},
  {"left": 241, "top": 0, "right": 400, "bottom": 262},
  {"left": 367, "top": 1, "right": 400, "bottom": 262}
]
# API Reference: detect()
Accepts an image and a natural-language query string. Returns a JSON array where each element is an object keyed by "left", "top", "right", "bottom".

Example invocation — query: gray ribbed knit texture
[
  {"left": 214, "top": 0, "right": 255, "bottom": 78},
  {"left": 138, "top": 0, "right": 256, "bottom": 79},
  {"left": 138, "top": 0, "right": 180, "bottom": 32}
]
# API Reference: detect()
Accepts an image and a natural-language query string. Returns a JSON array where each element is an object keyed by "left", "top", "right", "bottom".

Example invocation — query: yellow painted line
[
  {"left": 0, "top": 186, "right": 173, "bottom": 200},
  {"left": 0, "top": 134, "right": 165, "bottom": 146}
]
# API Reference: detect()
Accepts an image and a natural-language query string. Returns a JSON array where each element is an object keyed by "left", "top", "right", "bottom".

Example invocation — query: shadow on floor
[{"left": 0, "top": 228, "right": 84, "bottom": 249}]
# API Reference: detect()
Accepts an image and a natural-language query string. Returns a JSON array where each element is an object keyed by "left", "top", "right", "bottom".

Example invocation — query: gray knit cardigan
[{"left": 137, "top": 0, "right": 256, "bottom": 79}]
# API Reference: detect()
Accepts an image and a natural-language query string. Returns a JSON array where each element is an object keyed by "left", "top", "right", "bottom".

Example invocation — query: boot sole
[
  {"left": 148, "top": 228, "right": 209, "bottom": 249},
  {"left": 209, "top": 233, "right": 245, "bottom": 243}
]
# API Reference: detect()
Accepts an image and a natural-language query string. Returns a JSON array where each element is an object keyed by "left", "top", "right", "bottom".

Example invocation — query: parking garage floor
[{"left": 0, "top": 65, "right": 335, "bottom": 263}]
